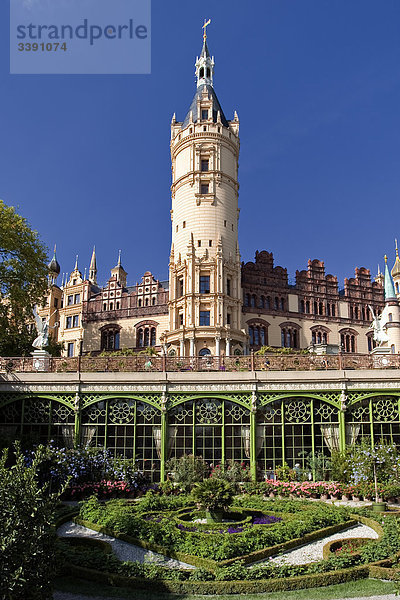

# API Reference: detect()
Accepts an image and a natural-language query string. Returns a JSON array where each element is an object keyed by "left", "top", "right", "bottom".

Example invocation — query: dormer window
[{"left": 201, "top": 109, "right": 208, "bottom": 120}]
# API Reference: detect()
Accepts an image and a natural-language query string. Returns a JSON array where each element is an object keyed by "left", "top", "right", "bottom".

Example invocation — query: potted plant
[{"left": 192, "top": 478, "right": 234, "bottom": 522}]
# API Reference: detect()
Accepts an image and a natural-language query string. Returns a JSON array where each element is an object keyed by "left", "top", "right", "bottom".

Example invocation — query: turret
[
  {"left": 47, "top": 245, "right": 60, "bottom": 286},
  {"left": 110, "top": 250, "right": 127, "bottom": 287},
  {"left": 89, "top": 246, "right": 97, "bottom": 285}
]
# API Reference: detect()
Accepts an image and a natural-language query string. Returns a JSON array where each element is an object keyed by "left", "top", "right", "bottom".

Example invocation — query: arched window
[
  {"left": 248, "top": 320, "right": 269, "bottom": 348},
  {"left": 340, "top": 329, "right": 357, "bottom": 353},
  {"left": 314, "top": 301, "right": 318, "bottom": 315},
  {"left": 138, "top": 298, "right": 142, "bottom": 307},
  {"left": 249, "top": 326, "right": 254, "bottom": 345},
  {"left": 251, "top": 295, "right": 256, "bottom": 307},
  {"left": 244, "top": 294, "right": 250, "bottom": 307},
  {"left": 355, "top": 306, "right": 359, "bottom": 320},
  {"left": 144, "top": 329, "right": 150, "bottom": 347},
  {"left": 274, "top": 297, "right": 279, "bottom": 310},
  {"left": 280, "top": 298, "right": 285, "bottom": 310},
  {"left": 367, "top": 334, "right": 377, "bottom": 352},
  {"left": 145, "top": 298, "right": 149, "bottom": 307},
  {"left": 100, "top": 326, "right": 120, "bottom": 351},
  {"left": 300, "top": 300, "right": 305, "bottom": 313},
  {"left": 306, "top": 301, "right": 310, "bottom": 314},
  {"left": 259, "top": 296, "right": 265, "bottom": 309},
  {"left": 150, "top": 327, "right": 156, "bottom": 346},
  {"left": 331, "top": 304, "right": 336, "bottom": 317},
  {"left": 152, "top": 297, "right": 156, "bottom": 306},
  {"left": 326, "top": 303, "right": 331, "bottom": 316},
  {"left": 266, "top": 296, "right": 271, "bottom": 309},
  {"left": 138, "top": 329, "right": 144, "bottom": 347},
  {"left": 280, "top": 323, "right": 300, "bottom": 349},
  {"left": 319, "top": 302, "right": 323, "bottom": 315}
]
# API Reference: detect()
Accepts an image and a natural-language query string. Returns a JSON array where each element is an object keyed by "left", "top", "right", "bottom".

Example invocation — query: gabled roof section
[{"left": 182, "top": 84, "right": 229, "bottom": 129}]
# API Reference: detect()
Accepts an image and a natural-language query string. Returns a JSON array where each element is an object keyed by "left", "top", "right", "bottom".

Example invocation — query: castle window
[
  {"left": 138, "top": 298, "right": 142, "bottom": 307},
  {"left": 103, "top": 303, "right": 107, "bottom": 311},
  {"left": 200, "top": 275, "right": 210, "bottom": 294},
  {"left": 73, "top": 315, "right": 79, "bottom": 328},
  {"left": 201, "top": 158, "right": 208, "bottom": 171},
  {"left": 218, "top": 127, "right": 221, "bottom": 133},
  {"left": 281, "top": 298, "right": 285, "bottom": 311},
  {"left": 391, "top": 345, "right": 396, "bottom": 354},
  {"left": 203, "top": 126, "right": 207, "bottom": 131},
  {"left": 67, "top": 295, "right": 73, "bottom": 306},
  {"left": 224, "top": 220, "right": 227, "bottom": 227},
  {"left": 178, "top": 278, "right": 184, "bottom": 297},
  {"left": 151, "top": 327, "right": 156, "bottom": 346},
  {"left": 176, "top": 225, "right": 178, "bottom": 232},
  {"left": 226, "top": 278, "right": 231, "bottom": 296},
  {"left": 355, "top": 306, "right": 359, "bottom": 319},
  {"left": 66, "top": 316, "right": 72, "bottom": 329},
  {"left": 201, "top": 183, "right": 209, "bottom": 195},
  {"left": 367, "top": 334, "right": 377, "bottom": 352},
  {"left": 200, "top": 310, "right": 210, "bottom": 326},
  {"left": 179, "top": 313, "right": 184, "bottom": 326},
  {"left": 183, "top": 221, "right": 186, "bottom": 228},
  {"left": 116, "top": 301, "right": 120, "bottom": 310},
  {"left": 280, "top": 323, "right": 300, "bottom": 349},
  {"left": 274, "top": 297, "right": 279, "bottom": 310},
  {"left": 389, "top": 313, "right": 393, "bottom": 322},
  {"left": 101, "top": 327, "right": 120, "bottom": 351},
  {"left": 198, "top": 240, "right": 201, "bottom": 247},
  {"left": 138, "top": 329, "right": 143, "bottom": 347},
  {"left": 152, "top": 297, "right": 156, "bottom": 306},
  {"left": 144, "top": 329, "right": 150, "bottom": 346},
  {"left": 209, "top": 240, "right": 212, "bottom": 247},
  {"left": 266, "top": 296, "right": 271, "bottom": 309},
  {"left": 251, "top": 295, "right": 256, "bottom": 307},
  {"left": 201, "top": 109, "right": 208, "bottom": 120},
  {"left": 67, "top": 342, "right": 74, "bottom": 357},
  {"left": 331, "top": 304, "right": 336, "bottom": 317},
  {"left": 244, "top": 293, "right": 250, "bottom": 306},
  {"left": 199, "top": 67, "right": 204, "bottom": 78},
  {"left": 306, "top": 301, "right": 310, "bottom": 313},
  {"left": 300, "top": 300, "right": 305, "bottom": 313},
  {"left": 259, "top": 295, "right": 265, "bottom": 309},
  {"left": 314, "top": 301, "right": 318, "bottom": 315},
  {"left": 340, "top": 329, "right": 357, "bottom": 353},
  {"left": 54, "top": 298, "right": 58, "bottom": 308},
  {"left": 145, "top": 298, "right": 149, "bottom": 306},
  {"left": 227, "top": 313, "right": 231, "bottom": 325},
  {"left": 206, "top": 67, "right": 210, "bottom": 78}
]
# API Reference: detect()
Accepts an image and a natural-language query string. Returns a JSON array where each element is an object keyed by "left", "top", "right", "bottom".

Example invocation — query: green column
[
  {"left": 250, "top": 410, "right": 257, "bottom": 482},
  {"left": 310, "top": 398, "right": 315, "bottom": 480},
  {"left": 221, "top": 400, "right": 225, "bottom": 466},
  {"left": 339, "top": 409, "right": 346, "bottom": 453},
  {"left": 74, "top": 394, "right": 81, "bottom": 448},
  {"left": 160, "top": 410, "right": 168, "bottom": 482},
  {"left": 369, "top": 397, "right": 375, "bottom": 448}
]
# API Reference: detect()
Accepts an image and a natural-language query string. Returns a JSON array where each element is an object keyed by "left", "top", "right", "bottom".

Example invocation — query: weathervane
[{"left": 202, "top": 18, "right": 211, "bottom": 41}]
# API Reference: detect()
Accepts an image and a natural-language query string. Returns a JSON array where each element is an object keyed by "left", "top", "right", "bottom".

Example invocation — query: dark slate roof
[
  {"left": 181, "top": 84, "right": 229, "bottom": 129},
  {"left": 201, "top": 39, "right": 210, "bottom": 58}
]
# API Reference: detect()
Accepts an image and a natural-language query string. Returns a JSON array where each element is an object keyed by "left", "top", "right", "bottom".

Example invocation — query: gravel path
[
  {"left": 57, "top": 521, "right": 196, "bottom": 569},
  {"left": 266, "top": 523, "right": 379, "bottom": 566}
]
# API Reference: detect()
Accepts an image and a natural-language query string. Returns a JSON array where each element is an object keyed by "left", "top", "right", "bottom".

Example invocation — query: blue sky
[{"left": 1, "top": 0, "right": 399, "bottom": 288}]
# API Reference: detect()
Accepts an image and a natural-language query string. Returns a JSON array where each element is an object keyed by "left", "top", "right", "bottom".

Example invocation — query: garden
[{"left": 4, "top": 443, "right": 400, "bottom": 598}]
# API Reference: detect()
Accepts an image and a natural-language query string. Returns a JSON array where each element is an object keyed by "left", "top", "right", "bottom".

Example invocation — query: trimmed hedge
[
  {"left": 74, "top": 516, "right": 357, "bottom": 570},
  {"left": 63, "top": 562, "right": 370, "bottom": 594},
  {"left": 61, "top": 536, "right": 113, "bottom": 555}
]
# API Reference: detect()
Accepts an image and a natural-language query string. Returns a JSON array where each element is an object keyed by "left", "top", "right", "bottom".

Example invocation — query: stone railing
[{"left": 0, "top": 353, "right": 399, "bottom": 373}]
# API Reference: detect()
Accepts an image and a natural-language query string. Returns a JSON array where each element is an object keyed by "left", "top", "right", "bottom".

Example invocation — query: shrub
[
  {"left": 0, "top": 443, "right": 64, "bottom": 600},
  {"left": 192, "top": 478, "right": 235, "bottom": 512},
  {"left": 166, "top": 454, "right": 209, "bottom": 492}
]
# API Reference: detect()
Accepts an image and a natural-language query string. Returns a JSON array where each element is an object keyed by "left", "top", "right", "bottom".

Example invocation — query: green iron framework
[{"left": 1, "top": 390, "right": 400, "bottom": 481}]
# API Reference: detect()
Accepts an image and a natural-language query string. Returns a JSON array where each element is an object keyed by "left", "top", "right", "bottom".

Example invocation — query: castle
[{"left": 39, "top": 29, "right": 400, "bottom": 360}]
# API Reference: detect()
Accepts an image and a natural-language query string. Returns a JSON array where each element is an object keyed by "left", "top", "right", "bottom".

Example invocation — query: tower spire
[
  {"left": 195, "top": 19, "right": 214, "bottom": 88},
  {"left": 384, "top": 255, "right": 397, "bottom": 299},
  {"left": 89, "top": 246, "right": 97, "bottom": 285}
]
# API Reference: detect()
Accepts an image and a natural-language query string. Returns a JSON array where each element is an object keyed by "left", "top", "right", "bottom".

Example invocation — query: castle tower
[
  {"left": 391, "top": 239, "right": 400, "bottom": 297},
  {"left": 47, "top": 245, "right": 60, "bottom": 286},
  {"left": 89, "top": 246, "right": 97, "bottom": 285},
  {"left": 164, "top": 23, "right": 246, "bottom": 357},
  {"left": 383, "top": 255, "right": 400, "bottom": 353},
  {"left": 110, "top": 250, "right": 127, "bottom": 288}
]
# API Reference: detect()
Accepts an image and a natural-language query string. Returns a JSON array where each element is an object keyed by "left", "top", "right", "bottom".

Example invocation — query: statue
[
  {"left": 369, "top": 305, "right": 389, "bottom": 346},
  {"left": 32, "top": 308, "right": 56, "bottom": 350}
]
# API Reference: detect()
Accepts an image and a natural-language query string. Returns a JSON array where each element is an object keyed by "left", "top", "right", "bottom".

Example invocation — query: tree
[
  {"left": 0, "top": 443, "right": 63, "bottom": 600},
  {"left": 0, "top": 200, "right": 48, "bottom": 356}
]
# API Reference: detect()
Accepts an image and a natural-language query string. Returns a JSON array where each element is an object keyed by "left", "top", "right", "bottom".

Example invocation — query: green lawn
[{"left": 54, "top": 576, "right": 397, "bottom": 600}]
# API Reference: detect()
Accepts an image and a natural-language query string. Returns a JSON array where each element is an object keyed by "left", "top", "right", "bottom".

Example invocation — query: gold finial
[
  {"left": 202, "top": 18, "right": 211, "bottom": 41},
  {"left": 396, "top": 238, "right": 399, "bottom": 258},
  {"left": 384, "top": 255, "right": 388, "bottom": 264}
]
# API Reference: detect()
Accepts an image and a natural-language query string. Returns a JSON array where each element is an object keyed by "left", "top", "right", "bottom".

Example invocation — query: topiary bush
[{"left": 192, "top": 478, "right": 235, "bottom": 512}]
